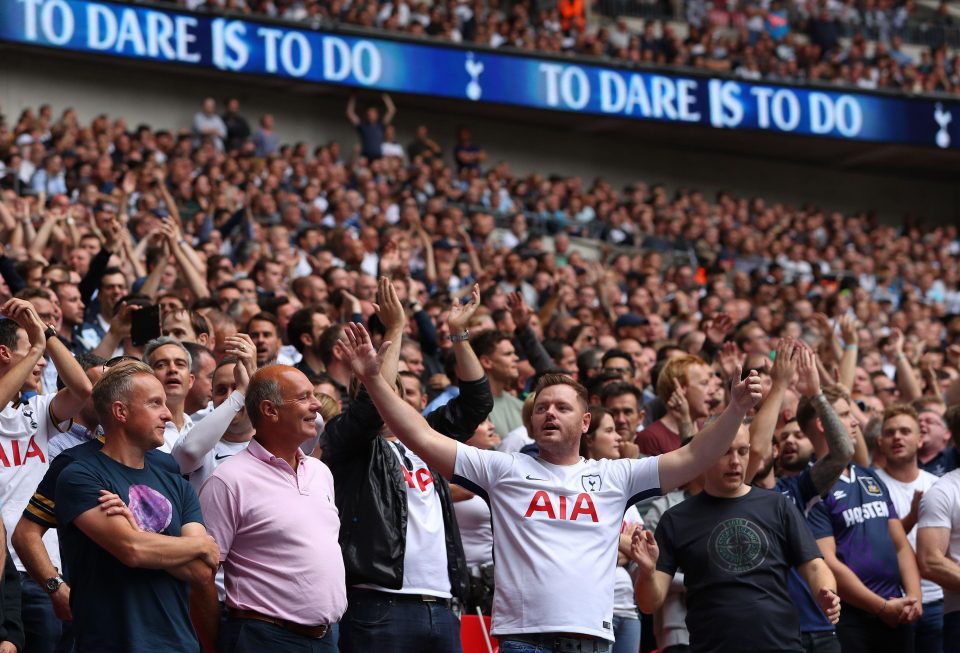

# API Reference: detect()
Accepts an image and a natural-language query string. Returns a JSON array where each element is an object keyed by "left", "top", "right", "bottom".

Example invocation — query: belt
[
  {"left": 503, "top": 633, "right": 610, "bottom": 653},
  {"left": 350, "top": 588, "right": 454, "bottom": 609},
  {"left": 228, "top": 608, "right": 330, "bottom": 639}
]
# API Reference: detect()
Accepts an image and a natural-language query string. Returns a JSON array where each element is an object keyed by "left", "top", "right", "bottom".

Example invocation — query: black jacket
[{"left": 322, "top": 376, "right": 493, "bottom": 600}]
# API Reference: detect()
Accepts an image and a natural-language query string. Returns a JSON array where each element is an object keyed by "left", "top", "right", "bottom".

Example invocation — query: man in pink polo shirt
[{"left": 199, "top": 365, "right": 346, "bottom": 652}]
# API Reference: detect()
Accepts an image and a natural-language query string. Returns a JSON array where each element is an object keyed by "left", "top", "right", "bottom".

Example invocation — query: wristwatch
[
  {"left": 44, "top": 575, "right": 64, "bottom": 594},
  {"left": 44, "top": 325, "right": 57, "bottom": 340},
  {"left": 450, "top": 329, "right": 470, "bottom": 343}
]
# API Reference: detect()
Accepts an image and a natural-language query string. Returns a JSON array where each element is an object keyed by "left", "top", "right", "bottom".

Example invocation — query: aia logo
[
  {"left": 524, "top": 491, "right": 599, "bottom": 522},
  {"left": 0, "top": 436, "right": 46, "bottom": 467},
  {"left": 400, "top": 465, "right": 434, "bottom": 493}
]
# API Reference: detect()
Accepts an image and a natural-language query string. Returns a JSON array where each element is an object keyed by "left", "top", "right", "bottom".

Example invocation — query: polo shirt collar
[{"left": 248, "top": 437, "right": 306, "bottom": 475}]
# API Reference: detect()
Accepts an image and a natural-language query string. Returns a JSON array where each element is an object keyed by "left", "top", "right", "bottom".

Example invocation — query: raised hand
[
  {"left": 816, "top": 588, "right": 841, "bottom": 625},
  {"left": 889, "top": 328, "right": 905, "bottom": 358},
  {"left": 770, "top": 338, "right": 799, "bottom": 387},
  {"left": 705, "top": 313, "right": 735, "bottom": 345},
  {"left": 224, "top": 334, "right": 256, "bottom": 392},
  {"left": 718, "top": 341, "right": 745, "bottom": 382},
  {"left": 1, "top": 298, "right": 47, "bottom": 346},
  {"left": 448, "top": 284, "right": 481, "bottom": 335},
  {"left": 121, "top": 171, "right": 137, "bottom": 196},
  {"left": 794, "top": 342, "right": 821, "bottom": 398},
  {"left": 666, "top": 378, "right": 691, "bottom": 425},
  {"left": 839, "top": 315, "right": 859, "bottom": 346},
  {"left": 373, "top": 276, "right": 405, "bottom": 334},
  {"left": 109, "top": 302, "right": 139, "bottom": 338},
  {"left": 630, "top": 528, "right": 660, "bottom": 575},
  {"left": 730, "top": 368, "right": 763, "bottom": 412},
  {"left": 507, "top": 290, "right": 533, "bottom": 329},
  {"left": 335, "top": 322, "right": 389, "bottom": 381}
]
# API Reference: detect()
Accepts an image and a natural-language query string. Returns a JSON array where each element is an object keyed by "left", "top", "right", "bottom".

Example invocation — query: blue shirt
[
  {"left": 776, "top": 472, "right": 833, "bottom": 633},
  {"left": 807, "top": 465, "right": 901, "bottom": 600},
  {"left": 55, "top": 450, "right": 203, "bottom": 652},
  {"left": 920, "top": 447, "right": 959, "bottom": 478}
]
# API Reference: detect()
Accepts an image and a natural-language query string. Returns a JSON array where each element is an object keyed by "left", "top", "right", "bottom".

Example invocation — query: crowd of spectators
[
  {"left": 0, "top": 95, "right": 957, "bottom": 653},
  {"left": 160, "top": 0, "right": 960, "bottom": 94}
]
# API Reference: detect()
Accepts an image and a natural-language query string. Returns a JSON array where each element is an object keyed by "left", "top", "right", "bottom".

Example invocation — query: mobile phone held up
[{"left": 131, "top": 305, "right": 162, "bottom": 348}]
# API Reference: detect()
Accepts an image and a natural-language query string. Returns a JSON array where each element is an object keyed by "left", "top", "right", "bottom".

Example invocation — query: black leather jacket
[{"left": 322, "top": 376, "right": 494, "bottom": 600}]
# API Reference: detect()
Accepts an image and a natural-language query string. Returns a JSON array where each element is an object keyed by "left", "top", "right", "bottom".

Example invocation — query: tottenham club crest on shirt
[
  {"left": 581, "top": 474, "right": 602, "bottom": 492},
  {"left": 858, "top": 476, "right": 883, "bottom": 497}
]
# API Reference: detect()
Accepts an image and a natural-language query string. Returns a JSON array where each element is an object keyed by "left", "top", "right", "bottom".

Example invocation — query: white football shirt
[
  {"left": 0, "top": 394, "right": 68, "bottom": 572},
  {"left": 454, "top": 442, "right": 661, "bottom": 641}
]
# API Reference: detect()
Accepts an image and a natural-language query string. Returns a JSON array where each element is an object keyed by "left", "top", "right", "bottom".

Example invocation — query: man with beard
[
  {"left": 773, "top": 346, "right": 857, "bottom": 653},
  {"left": 874, "top": 406, "right": 943, "bottom": 653},
  {"left": 245, "top": 313, "right": 281, "bottom": 369},
  {"left": 601, "top": 382, "right": 644, "bottom": 459},
  {"left": 805, "top": 386, "right": 922, "bottom": 653},
  {"left": 287, "top": 306, "right": 332, "bottom": 378}
]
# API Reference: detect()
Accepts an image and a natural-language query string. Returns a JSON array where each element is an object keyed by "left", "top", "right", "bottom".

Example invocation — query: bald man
[{"left": 200, "top": 365, "right": 345, "bottom": 652}]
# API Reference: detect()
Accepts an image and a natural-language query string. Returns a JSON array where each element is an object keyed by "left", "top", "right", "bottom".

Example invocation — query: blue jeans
[
  {"left": 612, "top": 615, "right": 640, "bottom": 653},
  {"left": 339, "top": 589, "right": 462, "bottom": 653},
  {"left": 20, "top": 572, "right": 71, "bottom": 653},
  {"left": 916, "top": 600, "right": 944, "bottom": 653},
  {"left": 218, "top": 617, "right": 337, "bottom": 653}
]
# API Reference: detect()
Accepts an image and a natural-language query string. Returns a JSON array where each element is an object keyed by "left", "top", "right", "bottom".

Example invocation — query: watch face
[{"left": 45, "top": 578, "right": 61, "bottom": 592}]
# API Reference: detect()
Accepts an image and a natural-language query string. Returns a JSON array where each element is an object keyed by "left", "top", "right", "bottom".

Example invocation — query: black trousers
[{"left": 836, "top": 603, "right": 914, "bottom": 653}]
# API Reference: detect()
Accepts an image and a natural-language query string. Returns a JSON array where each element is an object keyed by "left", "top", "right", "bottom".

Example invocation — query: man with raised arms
[{"left": 336, "top": 322, "right": 763, "bottom": 650}]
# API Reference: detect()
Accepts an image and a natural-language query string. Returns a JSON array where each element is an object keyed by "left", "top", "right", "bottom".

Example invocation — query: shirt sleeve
[
  {"left": 178, "top": 477, "right": 204, "bottom": 527},
  {"left": 22, "top": 454, "right": 73, "bottom": 527},
  {"left": 806, "top": 500, "right": 835, "bottom": 540},
  {"left": 781, "top": 495, "right": 823, "bottom": 566},
  {"left": 918, "top": 481, "right": 956, "bottom": 530},
  {"left": 623, "top": 456, "right": 662, "bottom": 504},
  {"left": 453, "top": 441, "right": 509, "bottom": 493},
  {"left": 54, "top": 462, "right": 105, "bottom": 526},
  {"left": 198, "top": 475, "right": 238, "bottom": 563}
]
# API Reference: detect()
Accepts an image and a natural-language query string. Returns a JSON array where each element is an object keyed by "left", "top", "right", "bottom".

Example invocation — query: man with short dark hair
[
  {"left": 245, "top": 313, "right": 281, "bottom": 368},
  {"left": 54, "top": 360, "right": 219, "bottom": 652},
  {"left": 601, "top": 382, "right": 645, "bottom": 446},
  {"left": 77, "top": 268, "right": 128, "bottom": 351},
  {"left": 200, "top": 364, "right": 345, "bottom": 652},
  {"left": 0, "top": 299, "right": 93, "bottom": 653},
  {"left": 287, "top": 306, "right": 332, "bottom": 378},
  {"left": 806, "top": 388, "right": 923, "bottom": 653},
  {"left": 472, "top": 330, "right": 521, "bottom": 440}
]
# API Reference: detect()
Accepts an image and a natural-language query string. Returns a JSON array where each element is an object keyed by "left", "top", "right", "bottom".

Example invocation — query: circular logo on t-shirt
[{"left": 708, "top": 517, "right": 768, "bottom": 573}]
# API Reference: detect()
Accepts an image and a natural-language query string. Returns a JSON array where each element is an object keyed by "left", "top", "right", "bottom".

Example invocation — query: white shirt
[
  {"left": 454, "top": 494, "right": 493, "bottom": 569},
  {"left": 875, "top": 467, "right": 943, "bottom": 604},
  {"left": 359, "top": 441, "right": 451, "bottom": 597},
  {"left": 0, "top": 395, "right": 68, "bottom": 572},
  {"left": 498, "top": 425, "right": 533, "bottom": 454},
  {"left": 918, "top": 469, "right": 960, "bottom": 614},
  {"left": 277, "top": 345, "right": 302, "bottom": 367},
  {"left": 453, "top": 443, "right": 661, "bottom": 641},
  {"left": 161, "top": 413, "right": 194, "bottom": 453},
  {"left": 613, "top": 504, "right": 643, "bottom": 618}
]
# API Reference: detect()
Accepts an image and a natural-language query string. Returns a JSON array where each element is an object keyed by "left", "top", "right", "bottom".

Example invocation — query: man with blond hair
[{"left": 637, "top": 354, "right": 715, "bottom": 455}]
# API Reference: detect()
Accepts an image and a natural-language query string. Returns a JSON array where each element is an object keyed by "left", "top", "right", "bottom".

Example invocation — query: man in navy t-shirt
[
  {"left": 54, "top": 361, "right": 220, "bottom": 653},
  {"left": 807, "top": 455, "right": 922, "bottom": 653}
]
